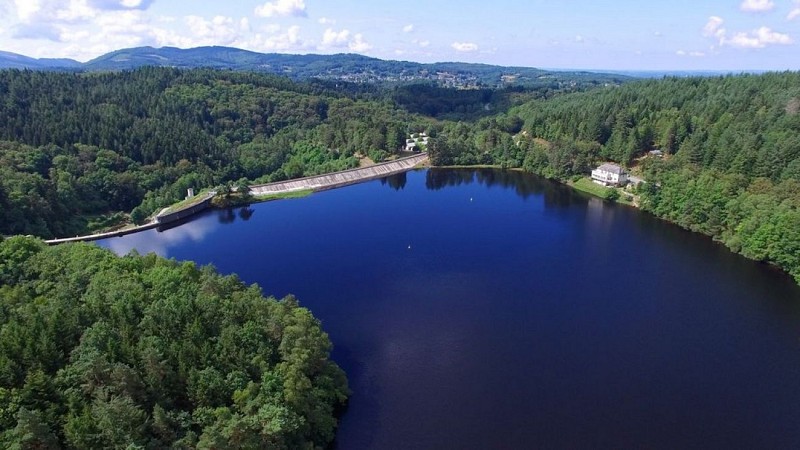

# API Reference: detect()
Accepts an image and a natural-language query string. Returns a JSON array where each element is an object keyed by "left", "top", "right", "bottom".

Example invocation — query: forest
[
  {"left": 0, "top": 236, "right": 349, "bottom": 448},
  {"left": 0, "top": 68, "right": 429, "bottom": 237}
]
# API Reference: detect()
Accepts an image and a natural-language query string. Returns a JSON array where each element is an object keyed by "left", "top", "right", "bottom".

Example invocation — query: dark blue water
[{"left": 100, "top": 169, "right": 800, "bottom": 449}]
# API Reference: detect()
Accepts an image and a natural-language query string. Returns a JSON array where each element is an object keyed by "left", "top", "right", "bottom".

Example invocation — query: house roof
[{"left": 597, "top": 163, "right": 624, "bottom": 174}]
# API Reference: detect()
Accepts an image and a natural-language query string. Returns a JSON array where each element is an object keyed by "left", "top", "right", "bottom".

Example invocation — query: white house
[{"left": 591, "top": 163, "right": 628, "bottom": 186}]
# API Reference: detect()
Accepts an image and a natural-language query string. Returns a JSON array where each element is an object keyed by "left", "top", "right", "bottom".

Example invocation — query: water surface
[{"left": 100, "top": 169, "right": 800, "bottom": 449}]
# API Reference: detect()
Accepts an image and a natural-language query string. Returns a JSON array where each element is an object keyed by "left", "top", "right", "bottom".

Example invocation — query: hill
[
  {"left": 0, "top": 51, "right": 80, "bottom": 70},
  {"left": 0, "top": 45, "right": 629, "bottom": 88}
]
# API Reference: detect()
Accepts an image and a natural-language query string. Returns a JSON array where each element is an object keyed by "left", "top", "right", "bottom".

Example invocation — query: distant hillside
[
  {"left": 0, "top": 45, "right": 629, "bottom": 87},
  {"left": 0, "top": 51, "right": 80, "bottom": 70}
]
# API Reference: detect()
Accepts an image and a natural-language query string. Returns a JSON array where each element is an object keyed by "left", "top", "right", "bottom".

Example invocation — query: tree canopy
[{"left": 0, "top": 237, "right": 349, "bottom": 449}]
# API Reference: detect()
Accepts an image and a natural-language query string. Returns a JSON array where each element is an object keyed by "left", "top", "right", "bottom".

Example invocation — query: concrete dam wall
[{"left": 250, "top": 153, "right": 428, "bottom": 196}]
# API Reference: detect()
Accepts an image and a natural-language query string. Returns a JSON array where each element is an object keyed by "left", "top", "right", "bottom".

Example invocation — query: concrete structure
[
  {"left": 154, "top": 192, "right": 215, "bottom": 224},
  {"left": 591, "top": 163, "right": 628, "bottom": 186},
  {"left": 250, "top": 153, "right": 428, "bottom": 196}
]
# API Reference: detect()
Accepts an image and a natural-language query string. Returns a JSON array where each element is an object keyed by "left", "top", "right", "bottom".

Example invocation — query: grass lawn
[
  {"left": 569, "top": 177, "right": 637, "bottom": 206},
  {"left": 570, "top": 177, "right": 613, "bottom": 198},
  {"left": 252, "top": 189, "right": 313, "bottom": 202},
  {"left": 161, "top": 188, "right": 214, "bottom": 214}
]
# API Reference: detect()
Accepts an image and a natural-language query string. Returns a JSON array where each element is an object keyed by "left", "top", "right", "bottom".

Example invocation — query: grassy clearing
[
  {"left": 570, "top": 177, "right": 613, "bottom": 198},
  {"left": 253, "top": 189, "right": 314, "bottom": 202},
  {"left": 569, "top": 177, "right": 638, "bottom": 206},
  {"left": 161, "top": 188, "right": 214, "bottom": 214}
]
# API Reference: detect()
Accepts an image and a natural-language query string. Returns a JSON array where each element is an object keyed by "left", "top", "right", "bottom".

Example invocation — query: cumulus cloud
[
  {"left": 184, "top": 15, "right": 240, "bottom": 46},
  {"left": 789, "top": 1, "right": 800, "bottom": 20},
  {"left": 321, "top": 28, "right": 349, "bottom": 46},
  {"left": 318, "top": 17, "right": 335, "bottom": 25},
  {"left": 701, "top": 15, "right": 791, "bottom": 49},
  {"left": 318, "top": 28, "right": 371, "bottom": 52},
  {"left": 703, "top": 16, "right": 726, "bottom": 39},
  {"left": 451, "top": 41, "right": 478, "bottom": 52},
  {"left": 575, "top": 34, "right": 584, "bottom": 43},
  {"left": 87, "top": 0, "right": 155, "bottom": 10},
  {"left": 403, "top": 24, "right": 414, "bottom": 33},
  {"left": 248, "top": 25, "right": 305, "bottom": 51},
  {"left": 348, "top": 33, "right": 371, "bottom": 52},
  {"left": 254, "top": 0, "right": 307, "bottom": 18},
  {"left": 412, "top": 39, "right": 430, "bottom": 48},
  {"left": 740, "top": 0, "right": 774, "bottom": 12},
  {"left": 725, "top": 27, "right": 792, "bottom": 48}
]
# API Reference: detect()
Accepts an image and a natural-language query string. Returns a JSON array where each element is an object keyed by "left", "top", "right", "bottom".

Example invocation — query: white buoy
[
  {"left": 408, "top": 245, "right": 412, "bottom": 249},
  {"left": 470, "top": 197, "right": 473, "bottom": 202}
]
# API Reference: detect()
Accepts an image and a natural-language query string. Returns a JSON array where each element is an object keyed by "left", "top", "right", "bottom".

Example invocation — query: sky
[{"left": 1, "top": 0, "right": 800, "bottom": 71}]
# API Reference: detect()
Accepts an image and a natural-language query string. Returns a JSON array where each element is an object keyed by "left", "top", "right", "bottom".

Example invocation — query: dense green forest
[
  {"left": 0, "top": 68, "right": 427, "bottom": 237},
  {"left": 427, "top": 72, "right": 800, "bottom": 282},
  {"left": 0, "top": 236, "right": 348, "bottom": 448}
]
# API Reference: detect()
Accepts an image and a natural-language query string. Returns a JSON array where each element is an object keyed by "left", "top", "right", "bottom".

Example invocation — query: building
[
  {"left": 591, "top": 163, "right": 628, "bottom": 186},
  {"left": 405, "top": 132, "right": 429, "bottom": 152}
]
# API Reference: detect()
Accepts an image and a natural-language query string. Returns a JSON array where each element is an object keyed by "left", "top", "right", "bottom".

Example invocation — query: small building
[
  {"left": 648, "top": 149, "right": 664, "bottom": 157},
  {"left": 405, "top": 132, "right": 429, "bottom": 152},
  {"left": 591, "top": 163, "right": 628, "bottom": 187}
]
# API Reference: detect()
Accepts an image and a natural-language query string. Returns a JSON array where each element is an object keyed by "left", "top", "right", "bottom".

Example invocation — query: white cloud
[
  {"left": 87, "top": 0, "right": 155, "bottom": 11},
  {"left": 248, "top": 24, "right": 305, "bottom": 51},
  {"left": 318, "top": 17, "right": 335, "bottom": 25},
  {"left": 348, "top": 33, "right": 371, "bottom": 52},
  {"left": 702, "top": 15, "right": 793, "bottom": 49},
  {"left": 724, "top": 26, "right": 792, "bottom": 48},
  {"left": 575, "top": 34, "right": 584, "bottom": 43},
  {"left": 14, "top": 0, "right": 42, "bottom": 21},
  {"left": 413, "top": 39, "right": 430, "bottom": 48},
  {"left": 403, "top": 24, "right": 414, "bottom": 33},
  {"left": 321, "top": 28, "right": 349, "bottom": 46},
  {"left": 789, "top": 1, "right": 800, "bottom": 20},
  {"left": 676, "top": 49, "right": 686, "bottom": 55},
  {"left": 184, "top": 15, "right": 240, "bottom": 46},
  {"left": 318, "top": 28, "right": 371, "bottom": 52},
  {"left": 254, "top": 0, "right": 307, "bottom": 18},
  {"left": 740, "top": 0, "right": 774, "bottom": 12},
  {"left": 451, "top": 41, "right": 478, "bottom": 52},
  {"left": 703, "top": 16, "right": 725, "bottom": 39},
  {"left": 689, "top": 51, "right": 706, "bottom": 57}
]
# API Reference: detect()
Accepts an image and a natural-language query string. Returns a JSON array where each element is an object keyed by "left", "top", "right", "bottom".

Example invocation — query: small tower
[{"left": 187, "top": 188, "right": 195, "bottom": 199}]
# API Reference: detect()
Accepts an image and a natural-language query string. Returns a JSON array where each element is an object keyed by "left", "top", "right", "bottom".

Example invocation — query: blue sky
[{"left": 1, "top": 0, "right": 799, "bottom": 70}]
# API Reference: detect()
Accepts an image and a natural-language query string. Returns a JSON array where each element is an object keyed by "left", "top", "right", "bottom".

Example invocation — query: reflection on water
[
  {"left": 103, "top": 217, "right": 217, "bottom": 257},
  {"left": 425, "top": 167, "right": 580, "bottom": 208},
  {"left": 380, "top": 172, "right": 407, "bottom": 191}
]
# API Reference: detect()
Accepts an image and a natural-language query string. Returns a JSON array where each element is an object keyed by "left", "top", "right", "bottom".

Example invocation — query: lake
[{"left": 99, "top": 168, "right": 800, "bottom": 449}]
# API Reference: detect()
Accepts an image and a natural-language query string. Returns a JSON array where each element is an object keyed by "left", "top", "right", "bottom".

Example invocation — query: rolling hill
[{"left": 0, "top": 45, "right": 629, "bottom": 87}]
